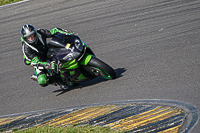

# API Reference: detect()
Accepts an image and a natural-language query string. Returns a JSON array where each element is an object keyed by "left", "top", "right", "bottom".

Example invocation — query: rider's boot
[{"left": 37, "top": 74, "right": 49, "bottom": 87}]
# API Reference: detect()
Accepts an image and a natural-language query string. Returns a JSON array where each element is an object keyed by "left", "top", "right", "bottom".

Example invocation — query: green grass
[
  {"left": 0, "top": 0, "right": 22, "bottom": 6},
  {"left": 12, "top": 125, "right": 124, "bottom": 133}
]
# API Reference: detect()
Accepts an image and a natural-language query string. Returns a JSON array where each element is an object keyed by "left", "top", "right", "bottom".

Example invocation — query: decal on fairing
[{"left": 65, "top": 43, "right": 71, "bottom": 49}]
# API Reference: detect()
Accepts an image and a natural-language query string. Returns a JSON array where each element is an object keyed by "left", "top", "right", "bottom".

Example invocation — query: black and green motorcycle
[{"left": 31, "top": 33, "right": 116, "bottom": 88}]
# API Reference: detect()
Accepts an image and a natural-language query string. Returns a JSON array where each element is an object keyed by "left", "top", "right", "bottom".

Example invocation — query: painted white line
[{"left": 0, "top": 0, "right": 30, "bottom": 8}]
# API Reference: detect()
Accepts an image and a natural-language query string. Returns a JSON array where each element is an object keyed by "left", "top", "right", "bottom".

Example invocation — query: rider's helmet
[{"left": 21, "top": 24, "right": 38, "bottom": 44}]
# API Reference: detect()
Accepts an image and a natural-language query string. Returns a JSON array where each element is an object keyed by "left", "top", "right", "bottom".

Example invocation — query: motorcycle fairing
[{"left": 46, "top": 33, "right": 98, "bottom": 83}]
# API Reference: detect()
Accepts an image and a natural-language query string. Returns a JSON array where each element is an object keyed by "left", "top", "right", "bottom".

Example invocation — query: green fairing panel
[
  {"left": 70, "top": 71, "right": 75, "bottom": 75},
  {"left": 60, "top": 71, "right": 65, "bottom": 74},
  {"left": 61, "top": 60, "right": 79, "bottom": 69},
  {"left": 79, "top": 53, "right": 93, "bottom": 65},
  {"left": 61, "top": 53, "right": 93, "bottom": 69},
  {"left": 82, "top": 42, "right": 88, "bottom": 48},
  {"left": 78, "top": 73, "right": 87, "bottom": 80}
]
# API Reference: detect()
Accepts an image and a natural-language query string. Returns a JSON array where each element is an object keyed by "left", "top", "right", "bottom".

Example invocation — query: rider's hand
[{"left": 45, "top": 61, "right": 55, "bottom": 69}]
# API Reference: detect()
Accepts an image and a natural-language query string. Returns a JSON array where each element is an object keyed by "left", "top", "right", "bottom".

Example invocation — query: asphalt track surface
[{"left": 0, "top": 0, "right": 200, "bottom": 132}]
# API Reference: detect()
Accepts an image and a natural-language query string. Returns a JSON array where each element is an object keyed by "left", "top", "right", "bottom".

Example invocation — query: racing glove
[
  {"left": 31, "top": 57, "right": 55, "bottom": 70},
  {"left": 45, "top": 61, "right": 55, "bottom": 70}
]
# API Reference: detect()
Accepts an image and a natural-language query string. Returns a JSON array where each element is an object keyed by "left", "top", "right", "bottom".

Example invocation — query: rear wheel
[{"left": 88, "top": 57, "right": 116, "bottom": 79}]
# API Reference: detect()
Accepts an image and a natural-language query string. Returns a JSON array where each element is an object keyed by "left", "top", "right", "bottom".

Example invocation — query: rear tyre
[{"left": 88, "top": 57, "right": 116, "bottom": 79}]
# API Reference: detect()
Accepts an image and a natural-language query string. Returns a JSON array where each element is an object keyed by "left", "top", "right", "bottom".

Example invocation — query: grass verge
[
  {"left": 0, "top": 0, "right": 22, "bottom": 6},
  {"left": 12, "top": 125, "right": 123, "bottom": 133}
]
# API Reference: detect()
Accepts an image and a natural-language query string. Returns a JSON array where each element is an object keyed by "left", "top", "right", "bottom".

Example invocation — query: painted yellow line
[
  {"left": 120, "top": 111, "right": 181, "bottom": 132},
  {"left": 53, "top": 106, "right": 112, "bottom": 126},
  {"left": 0, "top": 115, "right": 28, "bottom": 126},
  {"left": 157, "top": 125, "right": 181, "bottom": 133},
  {"left": 112, "top": 109, "right": 179, "bottom": 129},
  {"left": 108, "top": 106, "right": 167, "bottom": 128},
  {"left": 54, "top": 105, "right": 126, "bottom": 126},
  {"left": 66, "top": 106, "right": 117, "bottom": 124},
  {"left": 109, "top": 106, "right": 183, "bottom": 132},
  {"left": 118, "top": 106, "right": 166, "bottom": 123},
  {"left": 40, "top": 106, "right": 104, "bottom": 126},
  {"left": 0, "top": 118, "right": 8, "bottom": 124},
  {"left": 39, "top": 105, "right": 183, "bottom": 133},
  {"left": 0, "top": 100, "right": 197, "bottom": 132},
  {"left": 40, "top": 105, "right": 126, "bottom": 127}
]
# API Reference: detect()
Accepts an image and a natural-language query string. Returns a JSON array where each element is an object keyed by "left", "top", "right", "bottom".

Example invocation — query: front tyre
[{"left": 88, "top": 57, "right": 116, "bottom": 79}]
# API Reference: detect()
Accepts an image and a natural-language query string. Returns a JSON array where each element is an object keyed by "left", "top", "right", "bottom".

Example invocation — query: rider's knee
[{"left": 37, "top": 74, "right": 49, "bottom": 87}]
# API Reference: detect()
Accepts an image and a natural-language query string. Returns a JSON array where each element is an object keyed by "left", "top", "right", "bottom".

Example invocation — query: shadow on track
[{"left": 53, "top": 68, "right": 126, "bottom": 96}]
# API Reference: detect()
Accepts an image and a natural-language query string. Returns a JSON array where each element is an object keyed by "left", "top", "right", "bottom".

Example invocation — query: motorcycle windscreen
[
  {"left": 49, "top": 33, "right": 73, "bottom": 48},
  {"left": 47, "top": 48, "right": 71, "bottom": 61},
  {"left": 47, "top": 33, "right": 81, "bottom": 61}
]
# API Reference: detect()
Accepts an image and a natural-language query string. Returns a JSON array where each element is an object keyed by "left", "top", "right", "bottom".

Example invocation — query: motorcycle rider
[{"left": 21, "top": 24, "right": 73, "bottom": 87}]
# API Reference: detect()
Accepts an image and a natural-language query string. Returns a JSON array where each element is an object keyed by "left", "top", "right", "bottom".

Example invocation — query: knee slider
[{"left": 37, "top": 74, "right": 48, "bottom": 85}]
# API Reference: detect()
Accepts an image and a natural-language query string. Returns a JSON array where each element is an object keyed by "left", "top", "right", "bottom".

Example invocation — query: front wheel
[{"left": 88, "top": 57, "right": 116, "bottom": 80}]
